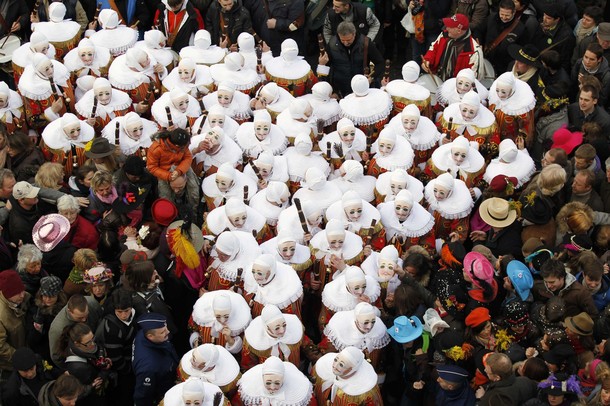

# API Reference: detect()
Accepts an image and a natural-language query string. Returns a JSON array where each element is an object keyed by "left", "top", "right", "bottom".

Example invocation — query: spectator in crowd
[{"left": 0, "top": 270, "right": 29, "bottom": 380}]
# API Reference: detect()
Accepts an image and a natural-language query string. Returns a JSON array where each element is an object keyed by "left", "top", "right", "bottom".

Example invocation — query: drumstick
[
  {"left": 326, "top": 141, "right": 331, "bottom": 163},
  {"left": 90, "top": 95, "right": 98, "bottom": 119},
  {"left": 384, "top": 60, "right": 391, "bottom": 81},
  {"left": 250, "top": 162, "right": 264, "bottom": 181},
  {"left": 243, "top": 185, "right": 249, "bottom": 204},
  {"left": 141, "top": 81, "right": 154, "bottom": 105},
  {"left": 293, "top": 198, "right": 309, "bottom": 234},
  {"left": 114, "top": 121, "right": 120, "bottom": 145},
  {"left": 316, "top": 118, "right": 324, "bottom": 141},
  {"left": 446, "top": 117, "right": 453, "bottom": 139},
  {"left": 165, "top": 106, "right": 173, "bottom": 128},
  {"left": 366, "top": 219, "right": 377, "bottom": 245},
  {"left": 233, "top": 268, "right": 243, "bottom": 293}
]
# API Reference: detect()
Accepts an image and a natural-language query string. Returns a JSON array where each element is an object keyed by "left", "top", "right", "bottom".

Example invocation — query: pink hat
[
  {"left": 551, "top": 127, "right": 583, "bottom": 155},
  {"left": 463, "top": 252, "right": 494, "bottom": 288},
  {"left": 32, "top": 214, "right": 70, "bottom": 252}
]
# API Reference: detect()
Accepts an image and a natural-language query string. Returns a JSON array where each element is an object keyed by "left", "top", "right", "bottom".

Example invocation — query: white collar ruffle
[
  {"left": 298, "top": 93, "right": 341, "bottom": 127},
  {"left": 242, "top": 261, "right": 303, "bottom": 309},
  {"left": 201, "top": 171, "right": 258, "bottom": 204},
  {"left": 162, "top": 65, "right": 214, "bottom": 96},
  {"left": 384, "top": 80, "right": 430, "bottom": 101},
  {"left": 378, "top": 200, "right": 434, "bottom": 238},
  {"left": 488, "top": 77, "right": 536, "bottom": 116},
  {"left": 361, "top": 253, "right": 402, "bottom": 294},
  {"left": 179, "top": 346, "right": 240, "bottom": 387},
  {"left": 151, "top": 92, "right": 202, "bottom": 128},
  {"left": 179, "top": 45, "right": 227, "bottom": 65},
  {"left": 134, "top": 41, "right": 176, "bottom": 67},
  {"left": 339, "top": 89, "right": 392, "bottom": 126},
  {"left": 441, "top": 102, "right": 497, "bottom": 130},
  {"left": 321, "top": 274, "right": 380, "bottom": 313},
  {"left": 90, "top": 26, "right": 138, "bottom": 56},
  {"left": 205, "top": 204, "right": 267, "bottom": 236},
  {"left": 189, "top": 131, "right": 242, "bottom": 168},
  {"left": 375, "top": 171, "right": 424, "bottom": 203},
  {"left": 244, "top": 313, "right": 303, "bottom": 351},
  {"left": 41, "top": 118, "right": 94, "bottom": 151},
  {"left": 318, "top": 129, "right": 366, "bottom": 161},
  {"left": 292, "top": 181, "right": 342, "bottom": 214},
  {"left": 63, "top": 45, "right": 111, "bottom": 77},
  {"left": 276, "top": 205, "right": 323, "bottom": 244},
  {"left": 210, "top": 63, "right": 261, "bottom": 91},
  {"left": 484, "top": 150, "right": 536, "bottom": 187},
  {"left": 0, "top": 89, "right": 23, "bottom": 122},
  {"left": 371, "top": 134, "right": 415, "bottom": 171},
  {"left": 235, "top": 123, "right": 288, "bottom": 157},
  {"left": 202, "top": 91, "right": 252, "bottom": 121},
  {"left": 430, "top": 142, "right": 485, "bottom": 176},
  {"left": 260, "top": 237, "right": 311, "bottom": 267},
  {"left": 18, "top": 61, "right": 70, "bottom": 100},
  {"left": 191, "top": 290, "right": 252, "bottom": 335},
  {"left": 243, "top": 156, "right": 289, "bottom": 184},
  {"left": 282, "top": 147, "right": 330, "bottom": 182},
  {"left": 238, "top": 361, "right": 313, "bottom": 406},
  {"left": 12, "top": 43, "right": 56, "bottom": 69},
  {"left": 75, "top": 88, "right": 132, "bottom": 120},
  {"left": 208, "top": 230, "right": 261, "bottom": 282},
  {"left": 191, "top": 114, "right": 240, "bottom": 140},
  {"left": 314, "top": 352, "right": 378, "bottom": 397},
  {"left": 323, "top": 310, "right": 390, "bottom": 353},
  {"left": 310, "top": 229, "right": 364, "bottom": 266},
  {"left": 31, "top": 20, "right": 81, "bottom": 42},
  {"left": 329, "top": 175, "right": 376, "bottom": 204},
  {"left": 437, "top": 78, "right": 489, "bottom": 107},
  {"left": 386, "top": 114, "right": 440, "bottom": 151},
  {"left": 264, "top": 56, "right": 312, "bottom": 80},
  {"left": 108, "top": 54, "right": 157, "bottom": 91},
  {"left": 101, "top": 116, "right": 156, "bottom": 155},
  {"left": 163, "top": 381, "right": 227, "bottom": 406},
  {"left": 248, "top": 190, "right": 288, "bottom": 224},
  {"left": 424, "top": 178, "right": 474, "bottom": 219},
  {"left": 325, "top": 199, "right": 381, "bottom": 233}
]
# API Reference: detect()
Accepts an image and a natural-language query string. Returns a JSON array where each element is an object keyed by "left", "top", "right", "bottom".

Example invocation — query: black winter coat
[{"left": 205, "top": 0, "right": 253, "bottom": 46}]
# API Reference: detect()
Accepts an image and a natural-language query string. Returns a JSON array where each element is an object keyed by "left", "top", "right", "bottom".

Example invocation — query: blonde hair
[
  {"left": 90, "top": 170, "right": 112, "bottom": 192},
  {"left": 596, "top": 225, "right": 610, "bottom": 249},
  {"left": 537, "top": 164, "right": 566, "bottom": 196},
  {"left": 72, "top": 249, "right": 98, "bottom": 272},
  {"left": 35, "top": 162, "right": 64, "bottom": 189}
]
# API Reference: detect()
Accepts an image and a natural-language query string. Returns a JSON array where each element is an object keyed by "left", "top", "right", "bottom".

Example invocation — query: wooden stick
[
  {"left": 293, "top": 198, "right": 309, "bottom": 234},
  {"left": 114, "top": 121, "right": 120, "bottom": 145},
  {"left": 243, "top": 185, "right": 249, "bottom": 204},
  {"left": 165, "top": 106, "right": 173, "bottom": 128},
  {"left": 233, "top": 268, "right": 243, "bottom": 293},
  {"left": 250, "top": 162, "right": 264, "bottom": 181},
  {"left": 384, "top": 59, "right": 391, "bottom": 80},
  {"left": 90, "top": 95, "right": 98, "bottom": 119}
]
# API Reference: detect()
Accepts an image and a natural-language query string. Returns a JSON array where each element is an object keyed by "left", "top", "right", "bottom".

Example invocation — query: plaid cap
[{"left": 39, "top": 275, "right": 62, "bottom": 297}]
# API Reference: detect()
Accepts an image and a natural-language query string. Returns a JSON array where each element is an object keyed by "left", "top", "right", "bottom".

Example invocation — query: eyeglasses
[{"left": 78, "top": 338, "right": 96, "bottom": 347}]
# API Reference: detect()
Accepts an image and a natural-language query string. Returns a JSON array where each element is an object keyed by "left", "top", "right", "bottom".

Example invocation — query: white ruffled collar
[
  {"left": 488, "top": 78, "right": 536, "bottom": 116},
  {"left": 209, "top": 63, "right": 261, "bottom": 91},
  {"left": 424, "top": 179, "right": 474, "bottom": 219},
  {"left": 384, "top": 79, "right": 430, "bottom": 101},
  {"left": 63, "top": 45, "right": 111, "bottom": 77},
  {"left": 310, "top": 230, "right": 364, "bottom": 265},
  {"left": 282, "top": 148, "right": 330, "bottom": 181},
  {"left": 190, "top": 131, "right": 242, "bottom": 167},
  {"left": 108, "top": 54, "right": 157, "bottom": 90},
  {"left": 202, "top": 91, "right": 252, "bottom": 121},
  {"left": 264, "top": 55, "right": 312, "bottom": 80},
  {"left": 371, "top": 136, "right": 415, "bottom": 171},
  {"left": 243, "top": 261, "right": 303, "bottom": 308},
  {"left": 41, "top": 119, "right": 94, "bottom": 151},
  {"left": 260, "top": 237, "right": 311, "bottom": 267},
  {"left": 441, "top": 102, "right": 497, "bottom": 129},
  {"left": 325, "top": 199, "right": 380, "bottom": 233},
  {"left": 163, "top": 381, "right": 226, "bottom": 406},
  {"left": 191, "top": 114, "right": 240, "bottom": 140},
  {"left": 235, "top": 123, "right": 288, "bottom": 157},
  {"left": 299, "top": 94, "right": 341, "bottom": 126},
  {"left": 202, "top": 171, "right": 258, "bottom": 202},
  {"left": 244, "top": 313, "right": 303, "bottom": 351},
  {"left": 321, "top": 274, "right": 380, "bottom": 312},
  {"left": 191, "top": 290, "right": 252, "bottom": 335},
  {"left": 151, "top": 92, "right": 202, "bottom": 128},
  {"left": 238, "top": 361, "right": 313, "bottom": 406},
  {"left": 90, "top": 26, "right": 138, "bottom": 56},
  {"left": 0, "top": 90, "right": 23, "bottom": 121},
  {"left": 437, "top": 78, "right": 489, "bottom": 106},
  {"left": 264, "top": 87, "right": 294, "bottom": 115},
  {"left": 430, "top": 142, "right": 485, "bottom": 175},
  {"left": 205, "top": 204, "right": 267, "bottom": 236},
  {"left": 179, "top": 45, "right": 226, "bottom": 65},
  {"left": 162, "top": 65, "right": 214, "bottom": 95},
  {"left": 339, "top": 89, "right": 392, "bottom": 125},
  {"left": 134, "top": 41, "right": 176, "bottom": 67},
  {"left": 12, "top": 43, "right": 56, "bottom": 68},
  {"left": 314, "top": 352, "right": 378, "bottom": 396},
  {"left": 323, "top": 310, "right": 390, "bottom": 352},
  {"left": 318, "top": 129, "right": 367, "bottom": 161},
  {"left": 484, "top": 150, "right": 536, "bottom": 187},
  {"left": 386, "top": 115, "right": 440, "bottom": 151},
  {"left": 207, "top": 231, "right": 261, "bottom": 282},
  {"left": 375, "top": 171, "right": 424, "bottom": 203},
  {"left": 360, "top": 253, "right": 402, "bottom": 294},
  {"left": 276, "top": 205, "right": 323, "bottom": 244},
  {"left": 18, "top": 61, "right": 70, "bottom": 100},
  {"left": 75, "top": 88, "right": 132, "bottom": 120},
  {"left": 179, "top": 346, "right": 240, "bottom": 386},
  {"left": 248, "top": 191, "right": 288, "bottom": 222},
  {"left": 101, "top": 117, "right": 156, "bottom": 155},
  {"left": 292, "top": 182, "right": 343, "bottom": 213},
  {"left": 243, "top": 156, "right": 289, "bottom": 184},
  {"left": 378, "top": 201, "right": 435, "bottom": 238},
  {"left": 31, "top": 20, "right": 80, "bottom": 42},
  {"left": 329, "top": 176, "right": 376, "bottom": 204}
]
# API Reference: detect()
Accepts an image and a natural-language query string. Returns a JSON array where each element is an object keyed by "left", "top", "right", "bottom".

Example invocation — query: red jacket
[
  {"left": 423, "top": 32, "right": 483, "bottom": 79},
  {"left": 65, "top": 215, "right": 99, "bottom": 250}
]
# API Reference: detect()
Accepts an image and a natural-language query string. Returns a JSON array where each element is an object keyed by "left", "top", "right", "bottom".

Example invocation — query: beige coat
[{"left": 0, "top": 292, "right": 30, "bottom": 371}]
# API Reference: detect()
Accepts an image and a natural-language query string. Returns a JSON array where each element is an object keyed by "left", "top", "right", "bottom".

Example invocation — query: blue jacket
[
  {"left": 576, "top": 272, "right": 610, "bottom": 312},
  {"left": 132, "top": 330, "right": 179, "bottom": 406}
]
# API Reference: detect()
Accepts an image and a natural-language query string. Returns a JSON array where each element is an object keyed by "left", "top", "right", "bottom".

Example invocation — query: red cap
[
  {"left": 0, "top": 270, "right": 25, "bottom": 299},
  {"left": 443, "top": 14, "right": 469, "bottom": 30},
  {"left": 465, "top": 307, "right": 490, "bottom": 328},
  {"left": 151, "top": 198, "right": 178, "bottom": 227}
]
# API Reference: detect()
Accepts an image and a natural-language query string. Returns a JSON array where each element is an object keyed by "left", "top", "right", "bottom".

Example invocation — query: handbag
[{"left": 400, "top": 10, "right": 415, "bottom": 34}]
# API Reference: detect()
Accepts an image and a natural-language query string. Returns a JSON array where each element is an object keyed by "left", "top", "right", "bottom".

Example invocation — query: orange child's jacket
[{"left": 146, "top": 138, "right": 193, "bottom": 181}]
